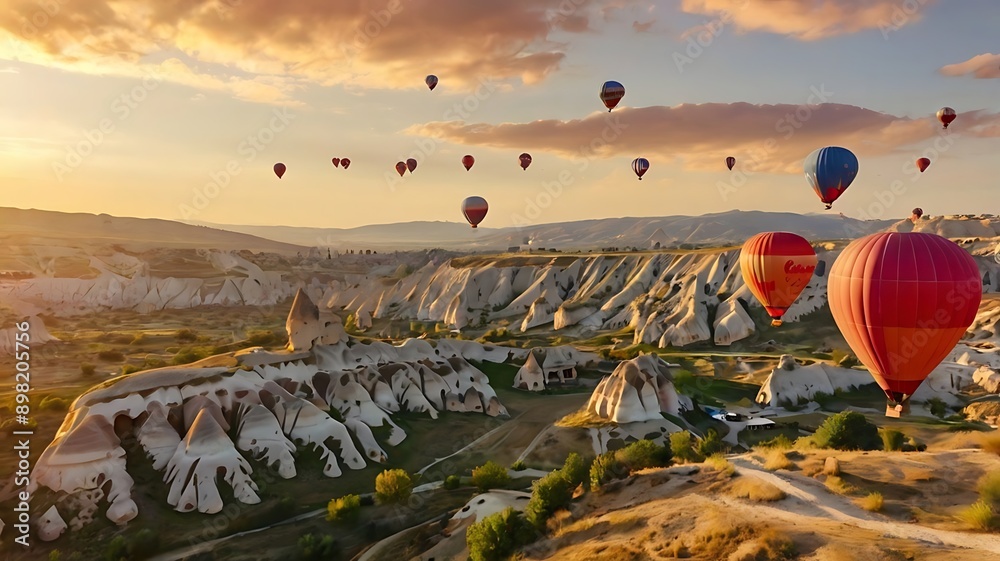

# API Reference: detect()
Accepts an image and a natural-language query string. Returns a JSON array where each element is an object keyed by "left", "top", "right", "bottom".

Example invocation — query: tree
[
  {"left": 471, "top": 460, "right": 510, "bottom": 492},
  {"left": 443, "top": 475, "right": 461, "bottom": 490},
  {"left": 561, "top": 453, "right": 590, "bottom": 489},
  {"left": 525, "top": 470, "right": 573, "bottom": 530},
  {"left": 813, "top": 411, "right": 881, "bottom": 451},
  {"left": 326, "top": 494, "right": 361, "bottom": 523},
  {"left": 374, "top": 469, "right": 413, "bottom": 504},
  {"left": 466, "top": 507, "right": 533, "bottom": 561},
  {"left": 670, "top": 431, "right": 703, "bottom": 463},
  {"left": 698, "top": 429, "right": 728, "bottom": 456}
]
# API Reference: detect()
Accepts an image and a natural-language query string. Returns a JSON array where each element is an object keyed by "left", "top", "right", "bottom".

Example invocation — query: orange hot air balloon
[
  {"left": 739, "top": 232, "right": 818, "bottom": 327},
  {"left": 916, "top": 158, "right": 931, "bottom": 172},
  {"left": 273, "top": 163, "right": 286, "bottom": 178},
  {"left": 828, "top": 232, "right": 982, "bottom": 416},
  {"left": 462, "top": 155, "right": 475, "bottom": 171},
  {"left": 331, "top": 157, "right": 341, "bottom": 168},
  {"left": 395, "top": 161, "right": 407, "bottom": 176}
]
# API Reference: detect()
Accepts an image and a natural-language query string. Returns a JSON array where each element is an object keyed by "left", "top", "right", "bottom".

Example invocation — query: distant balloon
[
  {"left": 519, "top": 153, "right": 532, "bottom": 171},
  {"left": 916, "top": 157, "right": 931, "bottom": 173},
  {"left": 461, "top": 196, "right": 488, "bottom": 228},
  {"left": 462, "top": 155, "right": 475, "bottom": 171},
  {"left": 726, "top": 156, "right": 736, "bottom": 170},
  {"left": 395, "top": 161, "right": 407, "bottom": 176},
  {"left": 828, "top": 232, "right": 981, "bottom": 415},
  {"left": 273, "top": 163, "right": 286, "bottom": 179},
  {"left": 631, "top": 157, "right": 649, "bottom": 180},
  {"left": 331, "top": 157, "right": 341, "bottom": 168},
  {"left": 739, "top": 232, "right": 818, "bottom": 327},
  {"left": 911, "top": 207, "right": 923, "bottom": 221},
  {"left": 600, "top": 81, "right": 625, "bottom": 112},
  {"left": 340, "top": 158, "right": 351, "bottom": 169},
  {"left": 425, "top": 75, "right": 438, "bottom": 91},
  {"left": 804, "top": 146, "right": 858, "bottom": 209},
  {"left": 937, "top": 107, "right": 956, "bottom": 129},
  {"left": 406, "top": 158, "right": 417, "bottom": 173}
]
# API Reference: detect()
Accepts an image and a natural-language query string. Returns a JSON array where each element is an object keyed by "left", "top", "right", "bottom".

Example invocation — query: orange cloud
[
  {"left": 0, "top": 0, "right": 615, "bottom": 103},
  {"left": 678, "top": 0, "right": 933, "bottom": 40},
  {"left": 406, "top": 102, "right": 1000, "bottom": 173},
  {"left": 940, "top": 53, "right": 1000, "bottom": 79}
]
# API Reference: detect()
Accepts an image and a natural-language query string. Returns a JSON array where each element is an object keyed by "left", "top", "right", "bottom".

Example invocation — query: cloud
[
  {"left": 0, "top": 0, "right": 617, "bottom": 103},
  {"left": 0, "top": 66, "right": 20, "bottom": 73},
  {"left": 406, "top": 102, "right": 1000, "bottom": 173},
  {"left": 678, "top": 0, "right": 932, "bottom": 40},
  {"left": 940, "top": 53, "right": 1000, "bottom": 79}
]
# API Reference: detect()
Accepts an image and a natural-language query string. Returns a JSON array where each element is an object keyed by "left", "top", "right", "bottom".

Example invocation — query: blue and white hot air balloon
[
  {"left": 632, "top": 157, "right": 649, "bottom": 180},
  {"left": 804, "top": 146, "right": 858, "bottom": 210}
]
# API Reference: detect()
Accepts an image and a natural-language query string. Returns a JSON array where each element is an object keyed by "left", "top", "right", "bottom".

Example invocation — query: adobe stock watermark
[
  {"left": 879, "top": 0, "right": 932, "bottom": 39},
  {"left": 178, "top": 107, "right": 295, "bottom": 220},
  {"left": 340, "top": 0, "right": 408, "bottom": 61},
  {"left": 51, "top": 69, "right": 164, "bottom": 182},
  {"left": 511, "top": 112, "right": 628, "bottom": 229},
  {"left": 385, "top": 77, "right": 499, "bottom": 193},
  {"left": 672, "top": 0, "right": 750, "bottom": 72},
  {"left": 717, "top": 84, "right": 834, "bottom": 202}
]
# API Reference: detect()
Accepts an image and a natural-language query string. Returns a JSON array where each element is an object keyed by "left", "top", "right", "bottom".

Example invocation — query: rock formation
[{"left": 587, "top": 354, "right": 691, "bottom": 423}]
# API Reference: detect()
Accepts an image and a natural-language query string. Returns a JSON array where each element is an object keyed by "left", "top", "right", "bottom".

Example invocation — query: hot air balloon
[
  {"left": 461, "top": 196, "right": 488, "bottom": 228},
  {"left": 273, "top": 163, "right": 286, "bottom": 179},
  {"left": 726, "top": 156, "right": 736, "bottom": 171},
  {"left": 937, "top": 107, "right": 956, "bottom": 129},
  {"left": 331, "top": 157, "right": 341, "bottom": 168},
  {"left": 426, "top": 75, "right": 438, "bottom": 91},
  {"left": 911, "top": 207, "right": 923, "bottom": 221},
  {"left": 340, "top": 158, "right": 351, "bottom": 169},
  {"left": 406, "top": 158, "right": 417, "bottom": 173},
  {"left": 462, "top": 155, "right": 475, "bottom": 171},
  {"left": 739, "top": 232, "right": 818, "bottom": 327},
  {"left": 916, "top": 157, "right": 930, "bottom": 173},
  {"left": 804, "top": 146, "right": 858, "bottom": 209},
  {"left": 519, "top": 153, "right": 532, "bottom": 171},
  {"left": 631, "top": 157, "right": 649, "bottom": 180},
  {"left": 395, "top": 162, "right": 407, "bottom": 176},
  {"left": 828, "top": 232, "right": 982, "bottom": 416},
  {"left": 600, "top": 81, "right": 625, "bottom": 112}
]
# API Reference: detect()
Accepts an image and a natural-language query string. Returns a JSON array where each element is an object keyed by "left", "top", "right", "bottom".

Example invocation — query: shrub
[
  {"left": 727, "top": 478, "right": 786, "bottom": 502},
  {"left": 880, "top": 428, "right": 905, "bottom": 452},
  {"left": 705, "top": 454, "right": 735, "bottom": 478},
  {"left": 130, "top": 333, "right": 148, "bottom": 345},
  {"left": 824, "top": 476, "right": 855, "bottom": 495},
  {"left": 980, "top": 432, "right": 1000, "bottom": 456},
  {"left": 763, "top": 449, "right": 794, "bottom": 471},
  {"left": 97, "top": 349, "right": 125, "bottom": 362},
  {"left": 670, "top": 431, "right": 704, "bottom": 463},
  {"left": 471, "top": 461, "right": 510, "bottom": 492},
  {"left": 926, "top": 397, "right": 948, "bottom": 418},
  {"left": 38, "top": 396, "right": 70, "bottom": 412},
  {"left": 590, "top": 452, "right": 624, "bottom": 491},
  {"left": 49, "top": 551, "right": 62, "bottom": 561},
  {"left": 326, "top": 494, "right": 361, "bottom": 523},
  {"left": 561, "top": 453, "right": 590, "bottom": 489},
  {"left": 105, "top": 535, "right": 127, "bottom": 561},
  {"left": 959, "top": 500, "right": 996, "bottom": 531},
  {"left": 296, "top": 533, "right": 338, "bottom": 560},
  {"left": 121, "top": 364, "right": 142, "bottom": 375},
  {"left": 374, "top": 469, "right": 413, "bottom": 505},
  {"left": 861, "top": 492, "right": 884, "bottom": 512},
  {"left": 757, "top": 434, "right": 794, "bottom": 450},
  {"left": 443, "top": 475, "right": 461, "bottom": 490},
  {"left": 812, "top": 411, "right": 881, "bottom": 451},
  {"left": 80, "top": 363, "right": 97, "bottom": 376},
  {"left": 978, "top": 471, "right": 1000, "bottom": 504},
  {"left": 174, "top": 328, "right": 198, "bottom": 342},
  {"left": 698, "top": 429, "right": 728, "bottom": 457},
  {"left": 618, "top": 439, "right": 672, "bottom": 471},
  {"left": 467, "top": 507, "right": 534, "bottom": 561},
  {"left": 525, "top": 470, "right": 574, "bottom": 530},
  {"left": 510, "top": 460, "right": 527, "bottom": 471},
  {"left": 127, "top": 528, "right": 160, "bottom": 559}
]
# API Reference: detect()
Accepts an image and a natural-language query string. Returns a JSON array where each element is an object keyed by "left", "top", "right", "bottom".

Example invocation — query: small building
[{"left": 513, "top": 347, "right": 579, "bottom": 392}]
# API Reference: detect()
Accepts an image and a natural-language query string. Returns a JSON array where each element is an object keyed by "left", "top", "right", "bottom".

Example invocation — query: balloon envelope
[
  {"left": 631, "top": 157, "right": 649, "bottom": 180},
  {"left": 519, "top": 153, "right": 532, "bottom": 170},
  {"left": 726, "top": 156, "right": 736, "bottom": 170},
  {"left": 462, "top": 196, "right": 488, "bottom": 228},
  {"left": 600, "top": 81, "right": 625, "bottom": 111},
  {"left": 828, "top": 232, "right": 981, "bottom": 409},
  {"left": 916, "top": 158, "right": 930, "bottom": 173},
  {"left": 911, "top": 207, "right": 923, "bottom": 219},
  {"left": 406, "top": 158, "right": 417, "bottom": 173},
  {"left": 739, "top": 232, "right": 817, "bottom": 327},
  {"left": 804, "top": 146, "right": 858, "bottom": 209},
  {"left": 331, "top": 157, "right": 340, "bottom": 168},
  {"left": 426, "top": 75, "right": 438, "bottom": 90},
  {"left": 937, "top": 107, "right": 956, "bottom": 128},
  {"left": 340, "top": 158, "right": 351, "bottom": 169},
  {"left": 395, "top": 162, "right": 407, "bottom": 176},
  {"left": 462, "top": 155, "right": 475, "bottom": 171},
  {"left": 273, "top": 163, "right": 286, "bottom": 178}
]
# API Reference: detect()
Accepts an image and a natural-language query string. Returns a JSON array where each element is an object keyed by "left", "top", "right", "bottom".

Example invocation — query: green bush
[
  {"left": 127, "top": 528, "right": 160, "bottom": 560},
  {"left": 590, "top": 451, "right": 623, "bottom": 491},
  {"left": 697, "top": 429, "right": 727, "bottom": 457},
  {"left": 296, "top": 533, "right": 338, "bottom": 560},
  {"left": 49, "top": 551, "right": 62, "bottom": 561},
  {"left": 174, "top": 328, "right": 198, "bottom": 342},
  {"left": 443, "top": 475, "right": 461, "bottom": 490},
  {"left": 880, "top": 428, "right": 906, "bottom": 452},
  {"left": 105, "top": 535, "right": 127, "bottom": 561},
  {"left": 510, "top": 460, "right": 527, "bottom": 471},
  {"left": 618, "top": 439, "right": 672, "bottom": 471},
  {"left": 757, "top": 434, "right": 794, "bottom": 450},
  {"left": 525, "top": 470, "right": 574, "bottom": 530},
  {"left": 121, "top": 364, "right": 142, "bottom": 375},
  {"left": 471, "top": 460, "right": 510, "bottom": 492},
  {"left": 670, "top": 431, "right": 704, "bottom": 463},
  {"left": 97, "top": 349, "right": 125, "bottom": 362},
  {"left": 812, "top": 411, "right": 881, "bottom": 451},
  {"left": 326, "top": 494, "right": 361, "bottom": 523},
  {"left": 38, "top": 396, "right": 70, "bottom": 412},
  {"left": 467, "top": 507, "right": 534, "bottom": 561},
  {"left": 926, "top": 397, "right": 948, "bottom": 418},
  {"left": 80, "top": 363, "right": 97, "bottom": 376},
  {"left": 561, "top": 452, "right": 590, "bottom": 489},
  {"left": 978, "top": 471, "right": 1000, "bottom": 504},
  {"left": 374, "top": 469, "right": 413, "bottom": 505}
]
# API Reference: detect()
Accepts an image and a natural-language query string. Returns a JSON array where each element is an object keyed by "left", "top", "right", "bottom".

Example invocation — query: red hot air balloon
[
  {"left": 519, "top": 153, "right": 532, "bottom": 171},
  {"left": 462, "top": 196, "right": 488, "bottom": 228},
  {"left": 426, "top": 75, "right": 438, "bottom": 91},
  {"left": 340, "top": 158, "right": 351, "bottom": 169},
  {"left": 406, "top": 158, "right": 417, "bottom": 173},
  {"left": 937, "top": 107, "right": 956, "bottom": 129},
  {"left": 828, "top": 232, "right": 982, "bottom": 416},
  {"left": 726, "top": 156, "right": 736, "bottom": 170},
  {"left": 911, "top": 207, "right": 923, "bottom": 221},
  {"left": 631, "top": 157, "right": 649, "bottom": 180},
  {"left": 916, "top": 158, "right": 931, "bottom": 173},
  {"left": 600, "top": 81, "right": 625, "bottom": 112},
  {"left": 739, "top": 232, "right": 818, "bottom": 327},
  {"left": 331, "top": 158, "right": 341, "bottom": 168},
  {"left": 273, "top": 163, "right": 286, "bottom": 178},
  {"left": 395, "top": 162, "right": 407, "bottom": 176},
  {"left": 462, "top": 155, "right": 475, "bottom": 171}
]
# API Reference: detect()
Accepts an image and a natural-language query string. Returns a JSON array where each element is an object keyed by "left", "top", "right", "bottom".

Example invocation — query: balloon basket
[
  {"left": 770, "top": 319, "right": 782, "bottom": 327},
  {"left": 885, "top": 401, "right": 910, "bottom": 418}
]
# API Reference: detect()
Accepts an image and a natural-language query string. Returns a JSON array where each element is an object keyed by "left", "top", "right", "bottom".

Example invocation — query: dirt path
[{"left": 727, "top": 456, "right": 1000, "bottom": 553}]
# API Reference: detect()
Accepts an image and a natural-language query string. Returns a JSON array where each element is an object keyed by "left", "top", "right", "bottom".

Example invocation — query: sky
[{"left": 1, "top": 0, "right": 998, "bottom": 230}]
